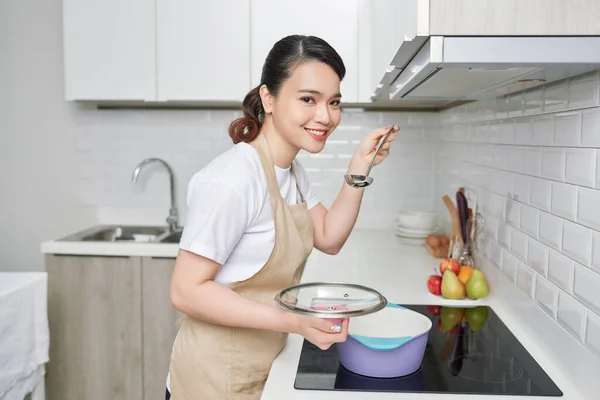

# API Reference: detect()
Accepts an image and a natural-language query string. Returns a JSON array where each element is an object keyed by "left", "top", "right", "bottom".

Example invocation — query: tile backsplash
[
  {"left": 76, "top": 108, "right": 437, "bottom": 229},
  {"left": 435, "top": 69, "right": 600, "bottom": 360}
]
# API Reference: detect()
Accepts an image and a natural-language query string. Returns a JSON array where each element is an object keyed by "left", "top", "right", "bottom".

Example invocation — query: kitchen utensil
[
  {"left": 274, "top": 282, "right": 387, "bottom": 319},
  {"left": 335, "top": 303, "right": 432, "bottom": 378},
  {"left": 450, "top": 235, "right": 463, "bottom": 259},
  {"left": 442, "top": 195, "right": 462, "bottom": 245},
  {"left": 344, "top": 126, "right": 394, "bottom": 188},
  {"left": 456, "top": 191, "right": 469, "bottom": 245},
  {"left": 468, "top": 213, "right": 485, "bottom": 250},
  {"left": 333, "top": 361, "right": 426, "bottom": 391}
]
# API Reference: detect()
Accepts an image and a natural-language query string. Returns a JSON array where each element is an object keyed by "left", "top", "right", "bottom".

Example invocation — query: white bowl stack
[{"left": 395, "top": 211, "right": 438, "bottom": 245}]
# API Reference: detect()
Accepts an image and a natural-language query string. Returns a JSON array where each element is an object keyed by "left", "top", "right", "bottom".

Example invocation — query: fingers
[
  {"left": 337, "top": 318, "right": 349, "bottom": 339},
  {"left": 370, "top": 124, "right": 399, "bottom": 140},
  {"left": 312, "top": 317, "right": 342, "bottom": 333}
]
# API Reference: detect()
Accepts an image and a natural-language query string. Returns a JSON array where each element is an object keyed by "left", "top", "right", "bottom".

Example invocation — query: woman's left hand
[{"left": 348, "top": 125, "right": 399, "bottom": 174}]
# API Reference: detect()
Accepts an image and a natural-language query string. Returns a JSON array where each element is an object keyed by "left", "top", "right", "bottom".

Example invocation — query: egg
[
  {"left": 427, "top": 234, "right": 440, "bottom": 249},
  {"left": 439, "top": 234, "right": 449, "bottom": 246}
]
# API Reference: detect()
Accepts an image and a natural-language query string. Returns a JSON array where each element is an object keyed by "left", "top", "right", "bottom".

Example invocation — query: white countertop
[
  {"left": 262, "top": 230, "right": 600, "bottom": 400},
  {"left": 40, "top": 237, "right": 179, "bottom": 258}
]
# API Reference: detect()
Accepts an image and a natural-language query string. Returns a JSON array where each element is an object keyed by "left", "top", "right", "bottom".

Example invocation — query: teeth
[{"left": 306, "top": 128, "right": 327, "bottom": 136}]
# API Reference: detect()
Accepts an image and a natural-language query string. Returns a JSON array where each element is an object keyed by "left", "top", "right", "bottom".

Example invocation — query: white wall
[
  {"left": 76, "top": 108, "right": 437, "bottom": 230},
  {"left": 0, "top": 0, "right": 95, "bottom": 272},
  {"left": 435, "top": 69, "right": 600, "bottom": 360}
]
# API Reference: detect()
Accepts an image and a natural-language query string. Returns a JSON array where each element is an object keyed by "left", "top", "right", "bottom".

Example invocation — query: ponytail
[{"left": 229, "top": 85, "right": 264, "bottom": 144}]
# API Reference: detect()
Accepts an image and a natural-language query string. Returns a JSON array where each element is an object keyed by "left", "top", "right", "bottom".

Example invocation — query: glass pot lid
[{"left": 274, "top": 282, "right": 387, "bottom": 318}]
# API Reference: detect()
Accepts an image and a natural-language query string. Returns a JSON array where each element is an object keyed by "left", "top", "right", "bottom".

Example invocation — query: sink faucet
[{"left": 131, "top": 157, "right": 179, "bottom": 231}]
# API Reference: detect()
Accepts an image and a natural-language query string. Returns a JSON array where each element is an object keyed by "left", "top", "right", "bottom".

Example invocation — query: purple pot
[
  {"left": 336, "top": 304, "right": 432, "bottom": 378},
  {"left": 334, "top": 360, "right": 426, "bottom": 391}
]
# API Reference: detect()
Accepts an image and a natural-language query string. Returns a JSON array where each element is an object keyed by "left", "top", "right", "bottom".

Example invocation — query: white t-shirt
[
  {"left": 168, "top": 142, "right": 319, "bottom": 391},
  {"left": 178, "top": 141, "right": 320, "bottom": 285}
]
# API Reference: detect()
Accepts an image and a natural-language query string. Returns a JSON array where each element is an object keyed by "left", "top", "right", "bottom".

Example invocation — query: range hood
[{"left": 375, "top": 35, "right": 600, "bottom": 110}]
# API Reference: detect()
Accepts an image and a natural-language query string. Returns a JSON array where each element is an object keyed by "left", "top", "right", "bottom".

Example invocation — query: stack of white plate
[{"left": 395, "top": 211, "right": 438, "bottom": 245}]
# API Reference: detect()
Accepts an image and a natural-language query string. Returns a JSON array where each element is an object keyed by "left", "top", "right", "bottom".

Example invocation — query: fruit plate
[{"left": 427, "top": 292, "right": 485, "bottom": 306}]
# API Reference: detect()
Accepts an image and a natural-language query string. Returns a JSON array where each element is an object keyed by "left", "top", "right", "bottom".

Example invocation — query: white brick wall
[
  {"left": 76, "top": 109, "right": 437, "bottom": 229},
  {"left": 435, "top": 69, "right": 600, "bottom": 360}
]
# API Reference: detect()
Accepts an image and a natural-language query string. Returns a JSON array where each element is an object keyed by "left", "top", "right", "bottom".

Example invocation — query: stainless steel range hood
[{"left": 376, "top": 35, "right": 600, "bottom": 110}]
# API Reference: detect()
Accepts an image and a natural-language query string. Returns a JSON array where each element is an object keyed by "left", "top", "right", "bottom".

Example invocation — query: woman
[{"left": 166, "top": 34, "right": 398, "bottom": 399}]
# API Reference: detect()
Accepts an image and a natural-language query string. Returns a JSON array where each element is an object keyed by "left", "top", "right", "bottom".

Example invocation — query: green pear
[
  {"left": 465, "top": 306, "right": 489, "bottom": 332},
  {"left": 440, "top": 307, "right": 464, "bottom": 332},
  {"left": 465, "top": 269, "right": 489, "bottom": 300},
  {"left": 441, "top": 270, "right": 465, "bottom": 300}
]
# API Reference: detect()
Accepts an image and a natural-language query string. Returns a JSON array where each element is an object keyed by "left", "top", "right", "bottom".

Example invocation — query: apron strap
[
  {"left": 251, "top": 134, "right": 283, "bottom": 202},
  {"left": 290, "top": 163, "right": 306, "bottom": 204},
  {"left": 252, "top": 134, "right": 307, "bottom": 204}
]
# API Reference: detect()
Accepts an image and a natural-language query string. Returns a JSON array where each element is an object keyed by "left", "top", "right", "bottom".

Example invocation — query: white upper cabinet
[
  {"left": 250, "top": 0, "right": 360, "bottom": 104},
  {"left": 156, "top": 0, "right": 251, "bottom": 102},
  {"left": 62, "top": 0, "right": 156, "bottom": 101},
  {"left": 61, "top": 0, "right": 600, "bottom": 104}
]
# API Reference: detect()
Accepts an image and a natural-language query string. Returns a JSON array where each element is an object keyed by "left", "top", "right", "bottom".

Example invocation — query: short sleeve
[
  {"left": 179, "top": 176, "right": 253, "bottom": 265},
  {"left": 293, "top": 160, "right": 320, "bottom": 210}
]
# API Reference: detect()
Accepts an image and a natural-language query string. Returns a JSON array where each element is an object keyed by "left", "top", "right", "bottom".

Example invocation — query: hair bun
[{"left": 228, "top": 85, "right": 263, "bottom": 144}]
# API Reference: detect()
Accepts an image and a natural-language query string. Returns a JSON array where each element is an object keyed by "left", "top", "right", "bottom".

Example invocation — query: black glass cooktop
[{"left": 294, "top": 304, "right": 562, "bottom": 396}]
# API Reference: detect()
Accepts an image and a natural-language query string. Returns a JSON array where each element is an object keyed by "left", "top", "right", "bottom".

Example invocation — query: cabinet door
[
  {"left": 368, "top": 0, "right": 419, "bottom": 101},
  {"left": 250, "top": 0, "right": 359, "bottom": 103},
  {"left": 45, "top": 255, "right": 143, "bottom": 400},
  {"left": 62, "top": 0, "right": 156, "bottom": 101},
  {"left": 141, "top": 257, "right": 183, "bottom": 400},
  {"left": 157, "top": 0, "right": 251, "bottom": 102}
]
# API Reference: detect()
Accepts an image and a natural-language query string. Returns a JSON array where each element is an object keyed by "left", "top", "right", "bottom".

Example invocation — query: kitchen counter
[
  {"left": 262, "top": 230, "right": 600, "bottom": 400},
  {"left": 40, "top": 236, "right": 179, "bottom": 258},
  {"left": 40, "top": 227, "right": 600, "bottom": 399}
]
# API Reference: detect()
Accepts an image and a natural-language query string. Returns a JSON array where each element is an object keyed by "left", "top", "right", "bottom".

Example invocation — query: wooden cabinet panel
[
  {"left": 45, "top": 255, "right": 143, "bottom": 400},
  {"left": 429, "top": 0, "right": 600, "bottom": 36},
  {"left": 141, "top": 257, "right": 182, "bottom": 400}
]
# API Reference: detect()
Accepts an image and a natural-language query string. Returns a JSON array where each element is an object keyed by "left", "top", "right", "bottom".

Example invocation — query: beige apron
[{"left": 169, "top": 133, "right": 314, "bottom": 399}]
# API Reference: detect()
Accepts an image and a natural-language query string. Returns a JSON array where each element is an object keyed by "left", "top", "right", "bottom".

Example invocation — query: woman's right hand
[{"left": 292, "top": 315, "right": 349, "bottom": 350}]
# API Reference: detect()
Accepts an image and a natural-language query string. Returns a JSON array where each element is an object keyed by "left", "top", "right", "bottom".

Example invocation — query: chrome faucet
[{"left": 131, "top": 157, "right": 179, "bottom": 232}]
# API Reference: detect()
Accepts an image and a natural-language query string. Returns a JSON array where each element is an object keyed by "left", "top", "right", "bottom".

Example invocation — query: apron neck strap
[
  {"left": 251, "top": 133, "right": 307, "bottom": 204},
  {"left": 252, "top": 133, "right": 283, "bottom": 201}
]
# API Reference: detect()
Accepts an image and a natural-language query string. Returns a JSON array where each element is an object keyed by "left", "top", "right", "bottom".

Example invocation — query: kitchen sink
[
  {"left": 157, "top": 230, "right": 182, "bottom": 244},
  {"left": 59, "top": 225, "right": 178, "bottom": 243}
]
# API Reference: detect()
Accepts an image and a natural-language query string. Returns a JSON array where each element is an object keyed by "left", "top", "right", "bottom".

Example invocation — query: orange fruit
[{"left": 458, "top": 266, "right": 474, "bottom": 285}]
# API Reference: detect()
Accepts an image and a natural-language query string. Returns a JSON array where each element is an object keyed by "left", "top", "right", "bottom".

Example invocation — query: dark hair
[{"left": 229, "top": 35, "right": 346, "bottom": 144}]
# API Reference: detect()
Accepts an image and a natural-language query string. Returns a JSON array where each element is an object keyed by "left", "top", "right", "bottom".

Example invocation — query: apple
[
  {"left": 426, "top": 305, "right": 441, "bottom": 316},
  {"left": 439, "top": 258, "right": 460, "bottom": 275},
  {"left": 427, "top": 270, "right": 442, "bottom": 296}
]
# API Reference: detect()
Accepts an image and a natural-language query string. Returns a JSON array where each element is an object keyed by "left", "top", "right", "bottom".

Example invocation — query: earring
[{"left": 258, "top": 112, "right": 264, "bottom": 123}]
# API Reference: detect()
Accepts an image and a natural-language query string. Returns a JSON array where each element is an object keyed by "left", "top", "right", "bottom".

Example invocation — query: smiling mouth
[{"left": 305, "top": 128, "right": 328, "bottom": 137}]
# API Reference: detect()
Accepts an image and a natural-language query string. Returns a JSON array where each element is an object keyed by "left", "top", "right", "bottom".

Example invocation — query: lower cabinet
[
  {"left": 141, "top": 257, "right": 183, "bottom": 399},
  {"left": 45, "top": 254, "right": 179, "bottom": 400}
]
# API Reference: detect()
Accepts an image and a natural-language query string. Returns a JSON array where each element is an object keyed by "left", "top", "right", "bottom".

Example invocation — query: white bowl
[
  {"left": 395, "top": 226, "right": 431, "bottom": 239},
  {"left": 397, "top": 211, "right": 438, "bottom": 231}
]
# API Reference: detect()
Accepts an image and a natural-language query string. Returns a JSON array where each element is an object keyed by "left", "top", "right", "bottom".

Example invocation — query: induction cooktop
[{"left": 294, "top": 304, "right": 563, "bottom": 396}]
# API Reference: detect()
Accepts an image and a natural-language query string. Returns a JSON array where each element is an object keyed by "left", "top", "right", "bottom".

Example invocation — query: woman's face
[{"left": 265, "top": 61, "right": 342, "bottom": 154}]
